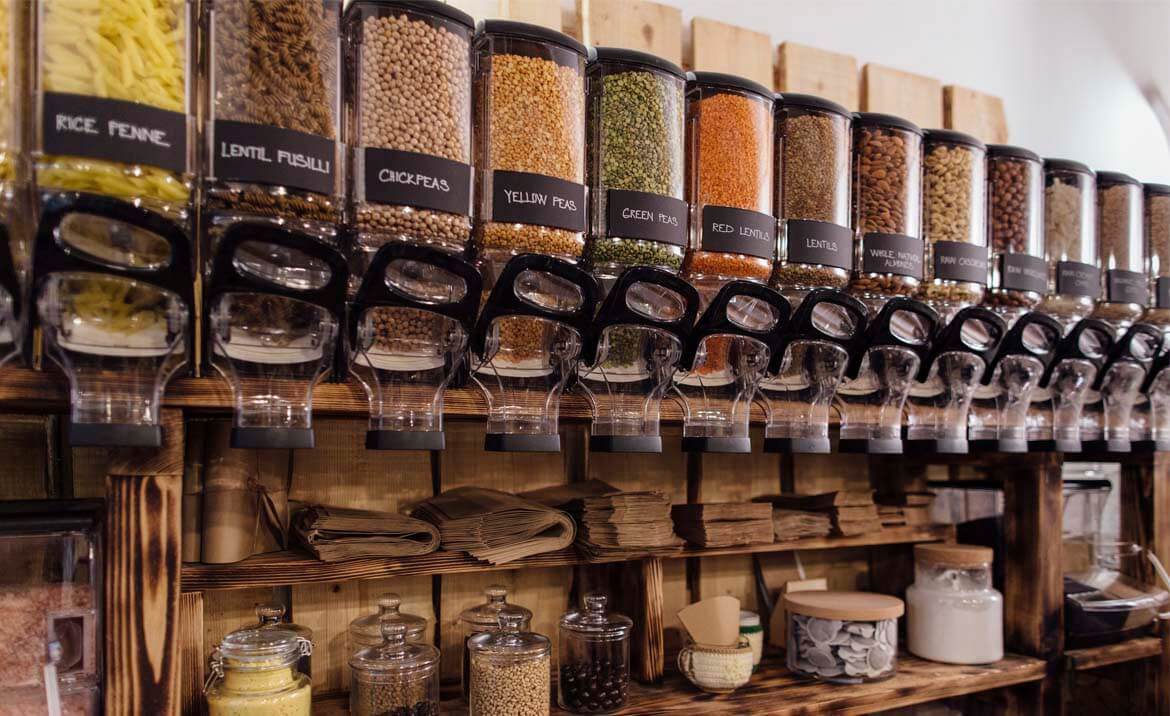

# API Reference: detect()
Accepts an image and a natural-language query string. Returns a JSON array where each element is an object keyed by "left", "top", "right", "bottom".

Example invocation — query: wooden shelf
[
  {"left": 1065, "top": 636, "right": 1164, "bottom": 671},
  {"left": 181, "top": 524, "right": 954, "bottom": 592}
]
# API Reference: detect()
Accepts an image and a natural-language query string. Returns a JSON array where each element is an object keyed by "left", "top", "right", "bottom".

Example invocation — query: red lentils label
[
  {"left": 700, "top": 205, "right": 776, "bottom": 260},
  {"left": 490, "top": 170, "right": 586, "bottom": 232}
]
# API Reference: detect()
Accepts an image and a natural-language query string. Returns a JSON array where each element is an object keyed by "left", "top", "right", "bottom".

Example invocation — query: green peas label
[{"left": 605, "top": 189, "right": 687, "bottom": 246}]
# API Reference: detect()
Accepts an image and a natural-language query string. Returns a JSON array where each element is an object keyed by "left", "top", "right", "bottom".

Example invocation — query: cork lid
[
  {"left": 782, "top": 591, "right": 904, "bottom": 621},
  {"left": 914, "top": 543, "right": 994, "bottom": 568}
]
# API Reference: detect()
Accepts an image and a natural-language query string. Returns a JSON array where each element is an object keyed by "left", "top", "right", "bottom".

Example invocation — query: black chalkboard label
[
  {"left": 933, "top": 241, "right": 989, "bottom": 285},
  {"left": 1158, "top": 277, "right": 1170, "bottom": 309},
  {"left": 212, "top": 119, "right": 337, "bottom": 196},
  {"left": 699, "top": 205, "right": 776, "bottom": 260},
  {"left": 491, "top": 170, "right": 586, "bottom": 232},
  {"left": 362, "top": 148, "right": 471, "bottom": 216},
  {"left": 605, "top": 189, "right": 688, "bottom": 246},
  {"left": 861, "top": 233, "right": 923, "bottom": 279},
  {"left": 785, "top": 220, "right": 853, "bottom": 270},
  {"left": 1107, "top": 269, "right": 1149, "bottom": 305},
  {"left": 998, "top": 253, "right": 1047, "bottom": 293},
  {"left": 42, "top": 92, "right": 188, "bottom": 174},
  {"left": 1056, "top": 261, "right": 1101, "bottom": 299}
]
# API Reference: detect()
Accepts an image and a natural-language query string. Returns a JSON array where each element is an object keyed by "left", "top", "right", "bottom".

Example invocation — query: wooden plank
[
  {"left": 177, "top": 592, "right": 204, "bottom": 716},
  {"left": 447, "top": 0, "right": 561, "bottom": 29},
  {"left": 688, "top": 17, "right": 773, "bottom": 90},
  {"left": 944, "top": 85, "right": 1009, "bottom": 144},
  {"left": 860, "top": 63, "right": 943, "bottom": 129},
  {"left": 775, "top": 42, "right": 859, "bottom": 111},
  {"left": 1065, "top": 636, "right": 1163, "bottom": 671},
  {"left": 576, "top": 0, "right": 683, "bottom": 66},
  {"left": 634, "top": 557, "right": 665, "bottom": 684},
  {"left": 0, "top": 414, "right": 50, "bottom": 499}
]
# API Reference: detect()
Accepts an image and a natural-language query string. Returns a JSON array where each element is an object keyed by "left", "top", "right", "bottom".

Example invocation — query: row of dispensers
[{"left": 0, "top": 195, "right": 1164, "bottom": 456}]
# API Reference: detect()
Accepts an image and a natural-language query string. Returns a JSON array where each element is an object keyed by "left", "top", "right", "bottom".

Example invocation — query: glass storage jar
[
  {"left": 784, "top": 591, "right": 902, "bottom": 683},
  {"left": 343, "top": 0, "right": 473, "bottom": 270},
  {"left": 473, "top": 20, "right": 587, "bottom": 263},
  {"left": 682, "top": 72, "right": 775, "bottom": 292},
  {"left": 557, "top": 593, "right": 632, "bottom": 714},
  {"left": 585, "top": 48, "right": 686, "bottom": 291},
  {"left": 350, "top": 593, "right": 428, "bottom": 650},
  {"left": 772, "top": 94, "right": 854, "bottom": 299},
  {"left": 919, "top": 130, "right": 988, "bottom": 317},
  {"left": 349, "top": 622, "right": 439, "bottom": 716},
  {"left": 906, "top": 543, "right": 1003, "bottom": 664},
  {"left": 459, "top": 585, "right": 533, "bottom": 699},
  {"left": 233, "top": 603, "right": 314, "bottom": 678},
  {"left": 1094, "top": 171, "right": 1147, "bottom": 329},
  {"left": 1145, "top": 183, "right": 1170, "bottom": 326},
  {"left": 205, "top": 628, "right": 312, "bottom": 716},
  {"left": 468, "top": 608, "right": 551, "bottom": 716},
  {"left": 986, "top": 145, "right": 1046, "bottom": 322},
  {"left": 850, "top": 113, "right": 924, "bottom": 309},
  {"left": 1042, "top": 159, "right": 1099, "bottom": 326}
]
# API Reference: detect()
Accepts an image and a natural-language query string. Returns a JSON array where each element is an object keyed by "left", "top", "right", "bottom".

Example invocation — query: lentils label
[
  {"left": 363, "top": 147, "right": 472, "bottom": 216},
  {"left": 1056, "top": 261, "right": 1101, "bottom": 299},
  {"left": 605, "top": 189, "right": 687, "bottom": 246},
  {"left": 1158, "top": 277, "right": 1170, "bottom": 309},
  {"left": 933, "top": 241, "right": 989, "bottom": 285},
  {"left": 42, "top": 92, "right": 188, "bottom": 174},
  {"left": 213, "top": 119, "right": 337, "bottom": 196},
  {"left": 700, "top": 205, "right": 776, "bottom": 260},
  {"left": 785, "top": 220, "right": 853, "bottom": 270},
  {"left": 1106, "top": 269, "right": 1149, "bottom": 305},
  {"left": 490, "top": 170, "right": 586, "bottom": 233},
  {"left": 861, "top": 233, "right": 924, "bottom": 279},
  {"left": 997, "top": 253, "right": 1048, "bottom": 293}
]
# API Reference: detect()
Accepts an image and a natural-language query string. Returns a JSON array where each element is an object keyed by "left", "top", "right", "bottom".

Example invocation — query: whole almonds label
[
  {"left": 933, "top": 240, "right": 989, "bottom": 285},
  {"left": 785, "top": 220, "right": 853, "bottom": 270},
  {"left": 490, "top": 170, "right": 586, "bottom": 233},
  {"left": 1158, "top": 277, "right": 1170, "bottom": 309},
  {"left": 363, "top": 147, "right": 472, "bottom": 216},
  {"left": 213, "top": 119, "right": 337, "bottom": 196},
  {"left": 43, "top": 92, "right": 188, "bottom": 174},
  {"left": 1056, "top": 261, "right": 1101, "bottom": 299},
  {"left": 700, "top": 205, "right": 777, "bottom": 260},
  {"left": 861, "top": 233, "right": 924, "bottom": 279},
  {"left": 605, "top": 189, "right": 687, "bottom": 247},
  {"left": 998, "top": 253, "right": 1047, "bottom": 293},
  {"left": 1107, "top": 268, "right": 1149, "bottom": 305}
]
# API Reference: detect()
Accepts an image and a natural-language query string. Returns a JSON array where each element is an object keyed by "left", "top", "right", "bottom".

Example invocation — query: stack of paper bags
[
  {"left": 671, "top": 503, "right": 774, "bottom": 548},
  {"left": 522, "top": 480, "right": 683, "bottom": 558},
  {"left": 770, "top": 509, "right": 833, "bottom": 541},
  {"left": 292, "top": 505, "right": 440, "bottom": 562},
  {"left": 411, "top": 487, "right": 575, "bottom": 564},
  {"left": 758, "top": 491, "right": 881, "bottom": 537},
  {"left": 874, "top": 491, "right": 935, "bottom": 527}
]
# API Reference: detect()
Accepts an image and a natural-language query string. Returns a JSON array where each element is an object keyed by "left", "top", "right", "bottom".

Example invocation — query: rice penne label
[{"left": 42, "top": 92, "right": 188, "bottom": 174}]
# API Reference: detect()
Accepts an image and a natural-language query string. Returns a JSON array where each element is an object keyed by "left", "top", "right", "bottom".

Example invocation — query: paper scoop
[{"left": 678, "top": 595, "right": 741, "bottom": 646}]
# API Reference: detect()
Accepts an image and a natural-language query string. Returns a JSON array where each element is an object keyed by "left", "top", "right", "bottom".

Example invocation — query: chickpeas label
[
  {"left": 785, "top": 220, "right": 853, "bottom": 270},
  {"left": 997, "top": 253, "right": 1048, "bottom": 294},
  {"left": 362, "top": 147, "right": 472, "bottom": 217},
  {"left": 490, "top": 170, "right": 587, "bottom": 232},
  {"left": 42, "top": 92, "right": 188, "bottom": 174},
  {"left": 700, "top": 205, "right": 776, "bottom": 260},
  {"left": 861, "top": 233, "right": 924, "bottom": 279},
  {"left": 932, "top": 241, "right": 989, "bottom": 285},
  {"left": 1056, "top": 261, "right": 1101, "bottom": 299},
  {"left": 605, "top": 189, "right": 687, "bottom": 247},
  {"left": 1106, "top": 269, "right": 1149, "bottom": 305},
  {"left": 212, "top": 119, "right": 337, "bottom": 196}
]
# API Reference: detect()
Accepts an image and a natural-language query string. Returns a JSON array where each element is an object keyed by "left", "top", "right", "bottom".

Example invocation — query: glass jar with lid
[
  {"left": 234, "top": 602, "right": 314, "bottom": 677},
  {"left": 350, "top": 592, "right": 428, "bottom": 650},
  {"left": 1094, "top": 171, "right": 1148, "bottom": 330},
  {"left": 784, "top": 591, "right": 902, "bottom": 683},
  {"left": 557, "top": 592, "right": 632, "bottom": 714},
  {"left": 1145, "top": 183, "right": 1170, "bottom": 327},
  {"left": 1042, "top": 159, "right": 1099, "bottom": 327},
  {"left": 468, "top": 608, "right": 551, "bottom": 716},
  {"left": 205, "top": 628, "right": 312, "bottom": 716},
  {"left": 986, "top": 145, "right": 1046, "bottom": 324},
  {"left": 459, "top": 584, "right": 533, "bottom": 699},
  {"left": 349, "top": 622, "right": 440, "bottom": 716},
  {"left": 906, "top": 543, "right": 1003, "bottom": 664}
]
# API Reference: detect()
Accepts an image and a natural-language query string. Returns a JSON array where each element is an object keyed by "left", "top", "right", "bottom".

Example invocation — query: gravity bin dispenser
[
  {"left": 1137, "top": 346, "right": 1170, "bottom": 452},
  {"left": 1079, "top": 322, "right": 1162, "bottom": 453},
  {"left": 757, "top": 288, "right": 868, "bottom": 453},
  {"left": 837, "top": 298, "right": 940, "bottom": 454},
  {"left": 577, "top": 267, "right": 699, "bottom": 453},
  {"left": 673, "top": 280, "right": 789, "bottom": 453},
  {"left": 0, "top": 224, "right": 22, "bottom": 367},
  {"left": 32, "top": 195, "right": 192, "bottom": 447},
  {"left": 906, "top": 307, "right": 1006, "bottom": 454},
  {"left": 349, "top": 242, "right": 482, "bottom": 451},
  {"left": 470, "top": 254, "right": 599, "bottom": 452},
  {"left": 205, "top": 223, "right": 348, "bottom": 450},
  {"left": 1027, "top": 318, "right": 1113, "bottom": 452}
]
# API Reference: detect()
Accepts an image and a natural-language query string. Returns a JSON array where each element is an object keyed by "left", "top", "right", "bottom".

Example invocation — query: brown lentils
[
  {"left": 469, "top": 656, "right": 550, "bottom": 716},
  {"left": 989, "top": 157, "right": 1041, "bottom": 255}
]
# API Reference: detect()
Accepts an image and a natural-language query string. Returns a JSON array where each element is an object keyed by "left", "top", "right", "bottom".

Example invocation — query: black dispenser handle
[
  {"left": 1092, "top": 322, "right": 1162, "bottom": 392},
  {"left": 580, "top": 266, "right": 699, "bottom": 367},
  {"left": 1038, "top": 318, "right": 1113, "bottom": 389},
  {"left": 914, "top": 306, "right": 1006, "bottom": 383},
  {"left": 769, "top": 288, "right": 868, "bottom": 375},
  {"left": 845, "top": 297, "right": 940, "bottom": 380},
  {"left": 680, "top": 281, "right": 791, "bottom": 372},
  {"left": 979, "top": 311, "right": 1064, "bottom": 386}
]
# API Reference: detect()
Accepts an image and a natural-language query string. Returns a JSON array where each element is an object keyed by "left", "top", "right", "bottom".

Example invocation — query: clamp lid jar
[
  {"left": 350, "top": 592, "right": 428, "bottom": 648},
  {"left": 459, "top": 584, "right": 533, "bottom": 698},
  {"left": 205, "top": 628, "right": 312, "bottom": 716},
  {"left": 234, "top": 602, "right": 314, "bottom": 677},
  {"left": 468, "top": 608, "right": 552, "bottom": 716},
  {"left": 348, "top": 622, "right": 440, "bottom": 716},
  {"left": 557, "top": 593, "right": 632, "bottom": 714}
]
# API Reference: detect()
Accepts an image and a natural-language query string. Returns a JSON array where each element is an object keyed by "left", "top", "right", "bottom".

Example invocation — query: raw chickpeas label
[
  {"left": 932, "top": 241, "right": 989, "bottom": 285},
  {"left": 861, "top": 233, "right": 924, "bottom": 279},
  {"left": 1056, "top": 261, "right": 1101, "bottom": 299},
  {"left": 605, "top": 189, "right": 687, "bottom": 247},
  {"left": 1106, "top": 269, "right": 1149, "bottom": 305},
  {"left": 490, "top": 170, "right": 587, "bottom": 232},
  {"left": 785, "top": 220, "right": 853, "bottom": 270},
  {"left": 212, "top": 119, "right": 337, "bottom": 196},
  {"left": 1158, "top": 277, "right": 1170, "bottom": 309},
  {"left": 997, "top": 253, "right": 1048, "bottom": 294},
  {"left": 362, "top": 147, "right": 472, "bottom": 217},
  {"left": 700, "top": 205, "right": 776, "bottom": 260},
  {"left": 42, "top": 92, "right": 188, "bottom": 174}
]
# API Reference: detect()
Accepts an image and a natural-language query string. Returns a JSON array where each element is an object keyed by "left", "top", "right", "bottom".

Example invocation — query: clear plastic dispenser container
[
  {"left": 758, "top": 288, "right": 868, "bottom": 453},
  {"left": 233, "top": 603, "right": 314, "bottom": 678},
  {"left": 673, "top": 280, "right": 790, "bottom": 453},
  {"left": 557, "top": 593, "right": 633, "bottom": 714},
  {"left": 468, "top": 608, "right": 551, "bottom": 716},
  {"left": 349, "top": 242, "right": 481, "bottom": 450},
  {"left": 906, "top": 306, "right": 1006, "bottom": 454},
  {"left": 1028, "top": 318, "right": 1114, "bottom": 453},
  {"left": 1042, "top": 160, "right": 1099, "bottom": 325},
  {"left": 459, "top": 585, "right": 533, "bottom": 701},
  {"left": 1094, "top": 172, "right": 1148, "bottom": 330},
  {"left": 577, "top": 267, "right": 699, "bottom": 453},
  {"left": 0, "top": 500, "right": 102, "bottom": 716},
  {"left": 837, "top": 298, "right": 940, "bottom": 454},
  {"left": 985, "top": 145, "right": 1046, "bottom": 324},
  {"left": 31, "top": 195, "right": 192, "bottom": 447},
  {"left": 785, "top": 591, "right": 903, "bottom": 684},
  {"left": 1146, "top": 183, "right": 1170, "bottom": 328},
  {"left": 906, "top": 544, "right": 1003, "bottom": 665},
  {"left": 344, "top": 0, "right": 474, "bottom": 263},
  {"left": 205, "top": 223, "right": 348, "bottom": 449},
  {"left": 349, "top": 622, "right": 439, "bottom": 716},
  {"left": 1141, "top": 346, "right": 1170, "bottom": 451},
  {"left": 205, "top": 628, "right": 312, "bottom": 716},
  {"left": 968, "top": 312, "right": 1062, "bottom": 453},
  {"left": 1080, "top": 322, "right": 1161, "bottom": 453},
  {"left": 350, "top": 593, "right": 429, "bottom": 650}
]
